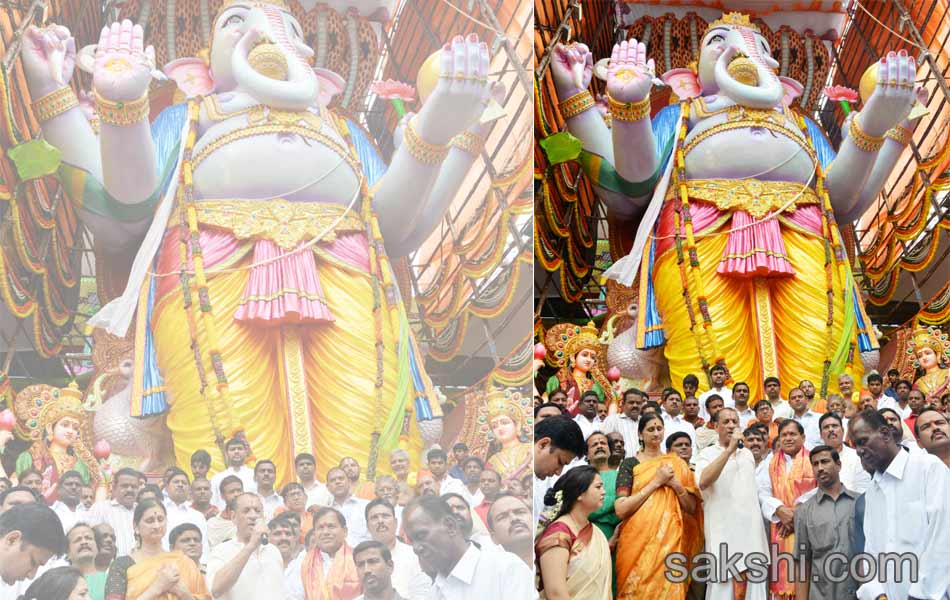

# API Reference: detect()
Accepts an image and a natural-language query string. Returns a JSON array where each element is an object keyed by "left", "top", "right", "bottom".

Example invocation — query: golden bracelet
[
  {"left": 31, "top": 86, "right": 78, "bottom": 123},
  {"left": 885, "top": 125, "right": 912, "bottom": 146},
  {"left": 558, "top": 91, "right": 595, "bottom": 120},
  {"left": 450, "top": 131, "right": 485, "bottom": 156},
  {"left": 848, "top": 116, "right": 885, "bottom": 152},
  {"left": 404, "top": 118, "right": 449, "bottom": 165},
  {"left": 95, "top": 90, "right": 150, "bottom": 127},
  {"left": 607, "top": 94, "right": 651, "bottom": 122}
]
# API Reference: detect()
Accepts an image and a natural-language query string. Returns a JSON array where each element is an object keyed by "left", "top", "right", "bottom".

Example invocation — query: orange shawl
[
  {"left": 301, "top": 543, "right": 361, "bottom": 600},
  {"left": 615, "top": 456, "right": 704, "bottom": 600},
  {"left": 768, "top": 448, "right": 816, "bottom": 599},
  {"left": 125, "top": 551, "right": 209, "bottom": 600}
]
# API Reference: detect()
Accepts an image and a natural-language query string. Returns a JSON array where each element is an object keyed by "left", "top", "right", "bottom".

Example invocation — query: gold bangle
[
  {"left": 848, "top": 115, "right": 885, "bottom": 152},
  {"left": 607, "top": 94, "right": 651, "bottom": 122},
  {"left": 404, "top": 118, "right": 449, "bottom": 165},
  {"left": 558, "top": 91, "right": 595, "bottom": 120},
  {"left": 450, "top": 131, "right": 485, "bottom": 156},
  {"left": 31, "top": 86, "right": 78, "bottom": 123},
  {"left": 885, "top": 125, "right": 912, "bottom": 146},
  {"left": 95, "top": 90, "right": 150, "bottom": 127}
]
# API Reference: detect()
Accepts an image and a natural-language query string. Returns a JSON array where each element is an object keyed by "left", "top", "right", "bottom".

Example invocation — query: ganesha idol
[
  {"left": 544, "top": 321, "right": 616, "bottom": 414},
  {"left": 6, "top": 383, "right": 106, "bottom": 503},
  {"left": 552, "top": 12, "right": 924, "bottom": 401},
  {"left": 21, "top": 0, "right": 495, "bottom": 479},
  {"left": 907, "top": 326, "right": 950, "bottom": 403}
]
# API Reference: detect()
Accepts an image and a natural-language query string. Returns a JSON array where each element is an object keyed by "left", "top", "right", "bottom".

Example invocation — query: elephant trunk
[
  {"left": 232, "top": 5, "right": 317, "bottom": 111},
  {"left": 714, "top": 27, "right": 784, "bottom": 110}
]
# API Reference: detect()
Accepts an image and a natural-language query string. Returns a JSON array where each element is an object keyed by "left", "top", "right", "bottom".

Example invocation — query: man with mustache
[
  {"left": 268, "top": 512, "right": 305, "bottom": 600},
  {"left": 818, "top": 412, "right": 870, "bottom": 493},
  {"left": 387, "top": 449, "right": 413, "bottom": 508},
  {"left": 442, "top": 493, "right": 498, "bottom": 551},
  {"left": 850, "top": 409, "right": 950, "bottom": 600},
  {"left": 86, "top": 467, "right": 142, "bottom": 556},
  {"left": 206, "top": 492, "right": 283, "bottom": 600},
  {"left": 403, "top": 496, "right": 533, "bottom": 599},
  {"left": 92, "top": 524, "right": 115, "bottom": 571},
  {"left": 915, "top": 408, "right": 950, "bottom": 468},
  {"left": 301, "top": 507, "right": 361, "bottom": 600},
  {"left": 66, "top": 523, "right": 107, "bottom": 600},
  {"left": 365, "top": 498, "right": 431, "bottom": 598},
  {"left": 353, "top": 540, "right": 405, "bottom": 600},
  {"left": 51, "top": 471, "right": 87, "bottom": 534},
  {"left": 904, "top": 389, "right": 928, "bottom": 435},
  {"left": 793, "top": 445, "right": 858, "bottom": 600},
  {"left": 696, "top": 408, "right": 769, "bottom": 600},
  {"left": 485, "top": 495, "right": 532, "bottom": 566}
]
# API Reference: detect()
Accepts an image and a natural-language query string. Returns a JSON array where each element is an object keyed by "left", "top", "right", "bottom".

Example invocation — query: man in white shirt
[
  {"left": 207, "top": 492, "right": 283, "bottom": 600},
  {"left": 86, "top": 468, "right": 140, "bottom": 556},
  {"left": 661, "top": 388, "right": 697, "bottom": 453},
  {"left": 163, "top": 467, "right": 209, "bottom": 556},
  {"left": 819, "top": 412, "right": 871, "bottom": 493},
  {"left": 894, "top": 379, "right": 914, "bottom": 419},
  {"left": 253, "top": 460, "right": 282, "bottom": 519},
  {"left": 425, "top": 449, "right": 467, "bottom": 497},
  {"left": 353, "top": 541, "right": 408, "bottom": 600},
  {"left": 698, "top": 364, "right": 734, "bottom": 421},
  {"left": 733, "top": 382, "right": 756, "bottom": 429},
  {"left": 366, "top": 498, "right": 432, "bottom": 598},
  {"left": 0, "top": 503, "right": 67, "bottom": 600},
  {"left": 403, "top": 496, "right": 534, "bottom": 600},
  {"left": 696, "top": 408, "right": 770, "bottom": 600},
  {"left": 695, "top": 395, "right": 724, "bottom": 451},
  {"left": 50, "top": 471, "right": 87, "bottom": 534},
  {"left": 763, "top": 376, "right": 793, "bottom": 419},
  {"left": 573, "top": 391, "right": 603, "bottom": 441},
  {"left": 532, "top": 417, "right": 586, "bottom": 525},
  {"left": 865, "top": 372, "right": 899, "bottom": 412},
  {"left": 210, "top": 438, "right": 257, "bottom": 510},
  {"left": 914, "top": 408, "right": 950, "bottom": 469},
  {"left": 207, "top": 476, "right": 243, "bottom": 548},
  {"left": 267, "top": 512, "right": 305, "bottom": 600},
  {"left": 294, "top": 452, "right": 331, "bottom": 508},
  {"left": 485, "top": 495, "right": 532, "bottom": 567},
  {"left": 327, "top": 467, "right": 370, "bottom": 547},
  {"left": 601, "top": 388, "right": 642, "bottom": 458},
  {"left": 457, "top": 457, "right": 484, "bottom": 508},
  {"left": 789, "top": 387, "right": 822, "bottom": 450},
  {"left": 850, "top": 409, "right": 950, "bottom": 600}
]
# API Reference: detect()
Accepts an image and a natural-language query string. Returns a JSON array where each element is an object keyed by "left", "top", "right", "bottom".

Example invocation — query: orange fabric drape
[
  {"left": 125, "top": 552, "right": 209, "bottom": 600},
  {"left": 615, "top": 456, "right": 704, "bottom": 599},
  {"left": 301, "top": 544, "right": 361, "bottom": 600},
  {"left": 768, "top": 448, "right": 816, "bottom": 600}
]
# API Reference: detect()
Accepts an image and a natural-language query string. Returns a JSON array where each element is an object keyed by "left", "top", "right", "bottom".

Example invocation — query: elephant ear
[
  {"left": 661, "top": 68, "right": 702, "bottom": 99},
  {"left": 779, "top": 76, "right": 804, "bottom": 107},
  {"left": 314, "top": 67, "right": 346, "bottom": 107},
  {"left": 164, "top": 58, "right": 215, "bottom": 98}
]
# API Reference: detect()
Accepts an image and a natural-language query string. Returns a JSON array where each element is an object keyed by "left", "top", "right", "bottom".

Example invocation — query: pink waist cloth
[
  {"left": 654, "top": 200, "right": 822, "bottom": 278},
  {"left": 154, "top": 227, "right": 371, "bottom": 326}
]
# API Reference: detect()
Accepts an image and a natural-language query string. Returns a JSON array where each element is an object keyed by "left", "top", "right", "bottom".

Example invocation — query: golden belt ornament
[
  {"left": 669, "top": 178, "right": 820, "bottom": 219},
  {"left": 183, "top": 200, "right": 365, "bottom": 250}
]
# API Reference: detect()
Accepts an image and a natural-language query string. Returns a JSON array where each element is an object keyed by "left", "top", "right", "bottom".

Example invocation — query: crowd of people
[
  {"left": 534, "top": 372, "right": 950, "bottom": 599},
  {"left": 0, "top": 439, "right": 535, "bottom": 599}
]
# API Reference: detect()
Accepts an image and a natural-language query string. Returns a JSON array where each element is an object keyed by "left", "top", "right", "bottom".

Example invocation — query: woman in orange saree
[
  {"left": 536, "top": 465, "right": 612, "bottom": 599},
  {"left": 613, "top": 413, "right": 704, "bottom": 599},
  {"left": 105, "top": 499, "right": 210, "bottom": 600}
]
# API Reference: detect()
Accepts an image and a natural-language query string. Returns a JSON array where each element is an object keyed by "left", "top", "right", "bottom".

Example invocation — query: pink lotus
[
  {"left": 534, "top": 342, "right": 547, "bottom": 360},
  {"left": 0, "top": 409, "right": 15, "bottom": 431},
  {"left": 607, "top": 366, "right": 622, "bottom": 382},
  {"left": 824, "top": 86, "right": 859, "bottom": 103},
  {"left": 371, "top": 79, "right": 416, "bottom": 102},
  {"left": 93, "top": 439, "right": 111, "bottom": 460}
]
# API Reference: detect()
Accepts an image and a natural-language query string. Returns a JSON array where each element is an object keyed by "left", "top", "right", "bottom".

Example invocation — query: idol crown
[{"left": 706, "top": 12, "right": 760, "bottom": 36}]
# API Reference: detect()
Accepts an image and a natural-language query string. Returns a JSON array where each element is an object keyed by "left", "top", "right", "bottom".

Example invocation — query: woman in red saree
[
  {"left": 536, "top": 465, "right": 612, "bottom": 599},
  {"left": 613, "top": 412, "right": 704, "bottom": 599}
]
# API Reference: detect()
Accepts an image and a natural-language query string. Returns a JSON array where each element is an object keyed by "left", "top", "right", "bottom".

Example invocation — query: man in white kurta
[{"left": 695, "top": 408, "right": 770, "bottom": 600}]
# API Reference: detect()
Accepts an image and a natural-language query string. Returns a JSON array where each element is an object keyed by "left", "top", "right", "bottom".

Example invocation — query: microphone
[
  {"left": 737, "top": 440, "right": 744, "bottom": 449},
  {"left": 260, "top": 533, "right": 268, "bottom": 545}
]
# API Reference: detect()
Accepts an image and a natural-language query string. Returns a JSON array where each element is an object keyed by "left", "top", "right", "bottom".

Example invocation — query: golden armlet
[
  {"left": 849, "top": 116, "right": 885, "bottom": 152},
  {"left": 95, "top": 90, "right": 150, "bottom": 127},
  {"left": 450, "top": 131, "right": 486, "bottom": 156},
  {"left": 607, "top": 94, "right": 651, "bottom": 122},
  {"left": 558, "top": 91, "right": 595, "bottom": 120},
  {"left": 31, "top": 86, "right": 78, "bottom": 123},
  {"left": 404, "top": 118, "right": 449, "bottom": 165},
  {"left": 884, "top": 125, "right": 912, "bottom": 146}
]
